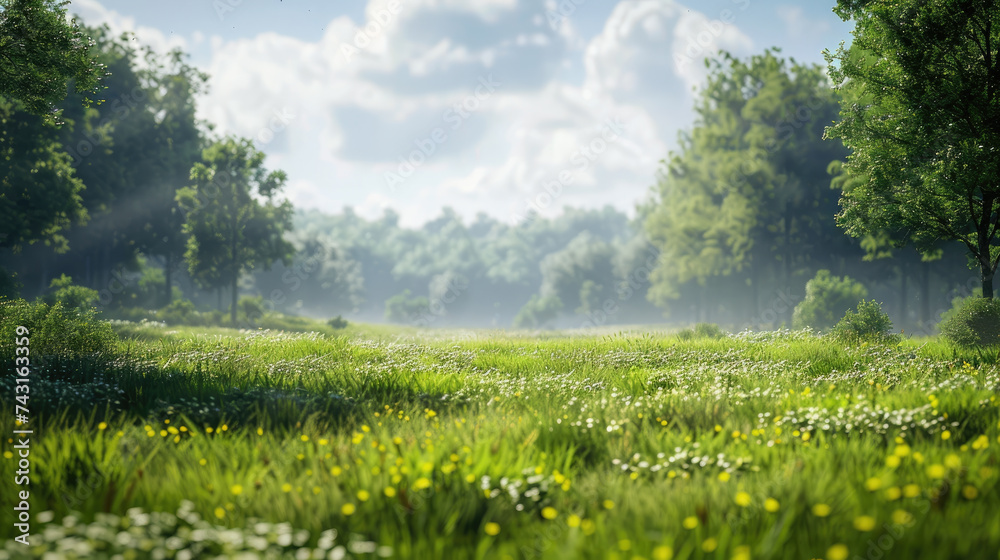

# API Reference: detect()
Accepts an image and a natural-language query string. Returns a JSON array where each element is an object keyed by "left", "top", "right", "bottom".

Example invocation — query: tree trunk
[
  {"left": 983, "top": 264, "right": 994, "bottom": 299},
  {"left": 920, "top": 261, "right": 930, "bottom": 325},
  {"left": 899, "top": 264, "right": 907, "bottom": 330},
  {"left": 164, "top": 253, "right": 173, "bottom": 307}
]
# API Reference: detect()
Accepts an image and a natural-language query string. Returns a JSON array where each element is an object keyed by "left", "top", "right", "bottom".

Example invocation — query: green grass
[{"left": 2, "top": 323, "right": 999, "bottom": 559}]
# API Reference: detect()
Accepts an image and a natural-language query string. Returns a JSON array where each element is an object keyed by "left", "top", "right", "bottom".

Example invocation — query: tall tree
[
  {"left": 826, "top": 0, "right": 1000, "bottom": 297},
  {"left": 177, "top": 137, "right": 294, "bottom": 324},
  {"left": 0, "top": 0, "right": 103, "bottom": 118},
  {"left": 643, "top": 50, "right": 851, "bottom": 320}
]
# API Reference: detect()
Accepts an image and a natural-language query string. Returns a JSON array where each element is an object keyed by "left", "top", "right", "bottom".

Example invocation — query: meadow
[{"left": 2, "top": 320, "right": 1000, "bottom": 559}]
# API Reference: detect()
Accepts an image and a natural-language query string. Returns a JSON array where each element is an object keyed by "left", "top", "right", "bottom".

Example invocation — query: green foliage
[
  {"left": 0, "top": 96, "right": 88, "bottom": 253},
  {"left": 940, "top": 297, "right": 1000, "bottom": 348},
  {"left": 0, "top": 0, "right": 104, "bottom": 118},
  {"left": 832, "top": 299, "right": 897, "bottom": 342},
  {"left": 384, "top": 289, "right": 429, "bottom": 324},
  {"left": 41, "top": 274, "right": 98, "bottom": 311},
  {"left": 792, "top": 270, "right": 868, "bottom": 331},
  {"left": 0, "top": 298, "right": 116, "bottom": 360},
  {"left": 177, "top": 136, "right": 294, "bottom": 324},
  {"left": 158, "top": 298, "right": 204, "bottom": 326},
  {"left": 676, "top": 322, "right": 726, "bottom": 340},
  {"left": 0, "top": 267, "right": 20, "bottom": 299},
  {"left": 327, "top": 315, "right": 349, "bottom": 330},
  {"left": 513, "top": 294, "right": 563, "bottom": 328},
  {"left": 826, "top": 1, "right": 1000, "bottom": 296},
  {"left": 643, "top": 49, "right": 849, "bottom": 308}
]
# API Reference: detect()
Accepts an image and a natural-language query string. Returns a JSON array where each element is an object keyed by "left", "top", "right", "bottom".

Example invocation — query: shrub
[
  {"left": 676, "top": 322, "right": 726, "bottom": 340},
  {"left": 238, "top": 295, "right": 268, "bottom": 325},
  {"left": 940, "top": 297, "right": 1000, "bottom": 348},
  {"left": 159, "top": 299, "right": 204, "bottom": 326},
  {"left": 41, "top": 274, "right": 99, "bottom": 312},
  {"left": 832, "top": 300, "right": 897, "bottom": 342},
  {"left": 0, "top": 299, "right": 117, "bottom": 362},
  {"left": 327, "top": 315, "right": 349, "bottom": 329},
  {"left": 385, "top": 290, "right": 431, "bottom": 324},
  {"left": 513, "top": 295, "right": 563, "bottom": 329},
  {"left": 792, "top": 270, "right": 868, "bottom": 331}
]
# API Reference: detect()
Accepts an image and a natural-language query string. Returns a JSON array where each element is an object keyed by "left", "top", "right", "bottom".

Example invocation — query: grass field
[{"left": 2, "top": 322, "right": 1000, "bottom": 559}]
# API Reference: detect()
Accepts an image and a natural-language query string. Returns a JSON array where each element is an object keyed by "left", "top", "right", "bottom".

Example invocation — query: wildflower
[
  {"left": 886, "top": 455, "right": 901, "bottom": 468},
  {"left": 414, "top": 477, "right": 431, "bottom": 490},
  {"left": 230, "top": 484, "right": 243, "bottom": 496},
  {"left": 300, "top": 434, "right": 309, "bottom": 442},
  {"left": 735, "top": 492, "right": 752, "bottom": 507},
  {"left": 567, "top": 514, "right": 581, "bottom": 528},
  {"left": 827, "top": 544, "right": 849, "bottom": 560},
  {"left": 98, "top": 422, "right": 107, "bottom": 430},
  {"left": 853, "top": 516, "right": 877, "bottom": 531},
  {"left": 764, "top": 498, "right": 779, "bottom": 512},
  {"left": 357, "top": 490, "right": 370, "bottom": 502},
  {"left": 732, "top": 545, "right": 751, "bottom": 560},
  {"left": 865, "top": 477, "right": 882, "bottom": 491},
  {"left": 702, "top": 538, "right": 717, "bottom": 552},
  {"left": 214, "top": 507, "right": 225, "bottom": 519},
  {"left": 603, "top": 499, "right": 615, "bottom": 510},
  {"left": 542, "top": 507, "right": 557, "bottom": 520},
  {"left": 944, "top": 454, "right": 962, "bottom": 469},
  {"left": 718, "top": 472, "right": 731, "bottom": 482},
  {"left": 683, "top": 516, "right": 699, "bottom": 529},
  {"left": 384, "top": 487, "right": 396, "bottom": 498},
  {"left": 891, "top": 510, "right": 912, "bottom": 525},
  {"left": 341, "top": 503, "right": 356, "bottom": 516},
  {"left": 281, "top": 483, "right": 292, "bottom": 493},
  {"left": 903, "top": 484, "right": 921, "bottom": 498},
  {"left": 653, "top": 546, "right": 673, "bottom": 560},
  {"left": 927, "top": 464, "right": 946, "bottom": 479},
  {"left": 484, "top": 522, "right": 500, "bottom": 536}
]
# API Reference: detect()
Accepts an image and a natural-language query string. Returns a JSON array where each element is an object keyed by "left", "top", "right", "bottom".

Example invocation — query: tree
[
  {"left": 177, "top": 137, "right": 294, "bottom": 324},
  {"left": 0, "top": 0, "right": 103, "bottom": 118},
  {"left": 826, "top": 1, "right": 1000, "bottom": 297},
  {"left": 643, "top": 49, "right": 851, "bottom": 321},
  {"left": 0, "top": 96, "right": 86, "bottom": 253}
]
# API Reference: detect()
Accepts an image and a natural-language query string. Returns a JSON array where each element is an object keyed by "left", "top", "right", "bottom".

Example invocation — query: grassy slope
[{"left": 1, "top": 324, "right": 999, "bottom": 559}]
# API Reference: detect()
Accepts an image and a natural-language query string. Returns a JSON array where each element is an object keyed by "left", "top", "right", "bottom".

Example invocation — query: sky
[{"left": 69, "top": 0, "right": 853, "bottom": 228}]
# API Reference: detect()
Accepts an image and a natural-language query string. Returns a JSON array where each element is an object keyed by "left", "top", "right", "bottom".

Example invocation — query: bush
[
  {"left": 513, "top": 295, "right": 563, "bottom": 329},
  {"left": 0, "top": 299, "right": 117, "bottom": 362},
  {"left": 385, "top": 290, "right": 431, "bottom": 324},
  {"left": 41, "top": 274, "right": 99, "bottom": 312},
  {"left": 238, "top": 295, "right": 268, "bottom": 325},
  {"left": 940, "top": 297, "right": 1000, "bottom": 348},
  {"left": 792, "top": 270, "right": 868, "bottom": 331},
  {"left": 832, "top": 300, "right": 897, "bottom": 342},
  {"left": 327, "top": 315, "right": 349, "bottom": 329},
  {"left": 676, "top": 322, "right": 726, "bottom": 340},
  {"left": 159, "top": 299, "right": 204, "bottom": 326}
]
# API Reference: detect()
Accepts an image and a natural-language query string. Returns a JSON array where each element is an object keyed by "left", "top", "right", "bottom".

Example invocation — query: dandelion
[
  {"left": 257, "top": 427, "right": 263, "bottom": 436},
  {"left": 300, "top": 434, "right": 309, "bottom": 442},
  {"left": 542, "top": 507, "right": 557, "bottom": 520},
  {"left": 357, "top": 490, "right": 370, "bottom": 502},
  {"left": 331, "top": 466, "right": 342, "bottom": 476},
  {"left": 886, "top": 455, "right": 901, "bottom": 468},
  {"left": 865, "top": 477, "right": 882, "bottom": 491},
  {"left": 414, "top": 477, "right": 431, "bottom": 490},
  {"left": 812, "top": 503, "right": 831, "bottom": 517},
  {"left": 281, "top": 483, "right": 292, "bottom": 493},
  {"left": 384, "top": 487, "right": 396, "bottom": 498},
  {"left": 827, "top": 544, "right": 849, "bottom": 560},
  {"left": 891, "top": 510, "right": 913, "bottom": 525},
  {"left": 603, "top": 499, "right": 615, "bottom": 510},
  {"left": 98, "top": 422, "right": 107, "bottom": 430},
  {"left": 853, "top": 516, "right": 877, "bottom": 531},
  {"left": 764, "top": 498, "right": 779, "bottom": 512},
  {"left": 903, "top": 484, "right": 921, "bottom": 498},
  {"left": 581, "top": 519, "right": 597, "bottom": 535},
  {"left": 199, "top": 458, "right": 207, "bottom": 466},
  {"left": 214, "top": 507, "right": 225, "bottom": 519},
  {"left": 230, "top": 484, "right": 243, "bottom": 496},
  {"left": 944, "top": 454, "right": 962, "bottom": 469},
  {"left": 735, "top": 492, "right": 752, "bottom": 507},
  {"left": 683, "top": 516, "right": 699, "bottom": 529},
  {"left": 732, "top": 545, "right": 751, "bottom": 560},
  {"left": 718, "top": 472, "right": 731, "bottom": 482},
  {"left": 653, "top": 545, "right": 673, "bottom": 560},
  {"left": 702, "top": 538, "right": 718, "bottom": 552},
  {"left": 341, "top": 503, "right": 356, "bottom": 516},
  {"left": 927, "top": 464, "right": 946, "bottom": 479},
  {"left": 484, "top": 522, "right": 500, "bottom": 536},
  {"left": 567, "top": 514, "right": 581, "bottom": 528}
]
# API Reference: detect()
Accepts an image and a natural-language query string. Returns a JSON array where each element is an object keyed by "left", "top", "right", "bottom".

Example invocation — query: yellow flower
[
  {"left": 230, "top": 484, "right": 243, "bottom": 496},
  {"left": 903, "top": 484, "right": 921, "bottom": 498},
  {"left": 414, "top": 477, "right": 431, "bottom": 490},
  {"left": 567, "top": 514, "right": 581, "bottom": 528},
  {"left": 357, "top": 490, "right": 370, "bottom": 502},
  {"left": 199, "top": 458, "right": 207, "bottom": 466},
  {"left": 257, "top": 427, "right": 263, "bottom": 436},
  {"left": 731, "top": 545, "right": 751, "bottom": 560},
  {"left": 682, "top": 516, "right": 699, "bottom": 529},
  {"left": 886, "top": 455, "right": 901, "bottom": 468},
  {"left": 214, "top": 507, "right": 225, "bottom": 519},
  {"left": 853, "top": 515, "right": 877, "bottom": 531},
  {"left": 718, "top": 472, "right": 731, "bottom": 482},
  {"left": 764, "top": 498, "right": 779, "bottom": 512},
  {"left": 892, "top": 509, "right": 913, "bottom": 525},
  {"left": 331, "top": 465, "right": 342, "bottom": 476},
  {"left": 98, "top": 422, "right": 107, "bottom": 430},
  {"left": 384, "top": 487, "right": 396, "bottom": 498},
  {"left": 944, "top": 454, "right": 962, "bottom": 469},
  {"left": 927, "top": 464, "right": 946, "bottom": 479},
  {"left": 865, "top": 477, "right": 882, "bottom": 491},
  {"left": 885, "top": 487, "right": 901, "bottom": 501},
  {"left": 603, "top": 499, "right": 615, "bottom": 510},
  {"left": 894, "top": 444, "right": 911, "bottom": 457},
  {"left": 702, "top": 538, "right": 717, "bottom": 552},
  {"left": 484, "top": 522, "right": 500, "bottom": 536},
  {"left": 653, "top": 546, "right": 673, "bottom": 560},
  {"left": 827, "top": 544, "right": 849, "bottom": 560},
  {"left": 281, "top": 483, "right": 292, "bottom": 493},
  {"left": 812, "top": 503, "right": 831, "bottom": 517},
  {"left": 393, "top": 436, "right": 403, "bottom": 445},
  {"left": 341, "top": 503, "right": 356, "bottom": 516},
  {"left": 300, "top": 434, "right": 309, "bottom": 442},
  {"left": 735, "top": 492, "right": 752, "bottom": 507},
  {"left": 541, "top": 507, "right": 557, "bottom": 520}
]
